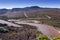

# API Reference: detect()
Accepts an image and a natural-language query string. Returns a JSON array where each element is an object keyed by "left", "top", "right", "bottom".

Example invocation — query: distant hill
[
  {"left": 0, "top": 6, "right": 60, "bottom": 18},
  {"left": 0, "top": 9, "right": 9, "bottom": 14}
]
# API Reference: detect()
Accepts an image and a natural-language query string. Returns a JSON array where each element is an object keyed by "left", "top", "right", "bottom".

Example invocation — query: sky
[{"left": 0, "top": 0, "right": 60, "bottom": 9}]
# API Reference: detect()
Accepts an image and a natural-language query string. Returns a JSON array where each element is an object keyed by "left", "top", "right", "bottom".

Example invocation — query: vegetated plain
[
  {"left": 39, "top": 16, "right": 60, "bottom": 30},
  {"left": 0, "top": 6, "right": 60, "bottom": 40},
  {"left": 0, "top": 23, "right": 49, "bottom": 40}
]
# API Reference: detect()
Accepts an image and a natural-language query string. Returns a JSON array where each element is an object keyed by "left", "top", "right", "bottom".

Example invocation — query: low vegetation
[
  {"left": 39, "top": 16, "right": 60, "bottom": 28},
  {"left": 36, "top": 32, "right": 49, "bottom": 40},
  {"left": 0, "top": 23, "right": 48, "bottom": 40},
  {"left": 0, "top": 15, "right": 60, "bottom": 40}
]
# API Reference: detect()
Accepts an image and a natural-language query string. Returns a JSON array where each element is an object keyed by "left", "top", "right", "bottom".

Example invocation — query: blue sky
[{"left": 0, "top": 0, "right": 60, "bottom": 9}]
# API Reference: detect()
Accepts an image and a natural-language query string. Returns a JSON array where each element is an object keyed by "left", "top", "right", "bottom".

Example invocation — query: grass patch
[{"left": 40, "top": 18, "right": 60, "bottom": 28}]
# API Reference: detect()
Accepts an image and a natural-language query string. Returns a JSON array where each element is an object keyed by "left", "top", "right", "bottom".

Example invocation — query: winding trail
[
  {"left": 0, "top": 20, "right": 22, "bottom": 27},
  {"left": 0, "top": 19, "right": 60, "bottom": 39},
  {"left": 15, "top": 21, "right": 60, "bottom": 39}
]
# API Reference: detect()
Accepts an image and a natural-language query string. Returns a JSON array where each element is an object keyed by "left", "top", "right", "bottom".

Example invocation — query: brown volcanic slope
[{"left": 0, "top": 6, "right": 60, "bottom": 18}]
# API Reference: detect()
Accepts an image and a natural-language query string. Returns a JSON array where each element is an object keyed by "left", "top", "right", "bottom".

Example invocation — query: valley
[{"left": 0, "top": 6, "right": 60, "bottom": 40}]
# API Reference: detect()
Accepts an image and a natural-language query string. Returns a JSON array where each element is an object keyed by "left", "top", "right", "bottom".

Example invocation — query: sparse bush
[
  {"left": 36, "top": 32, "right": 48, "bottom": 40},
  {"left": 0, "top": 24, "right": 43, "bottom": 40}
]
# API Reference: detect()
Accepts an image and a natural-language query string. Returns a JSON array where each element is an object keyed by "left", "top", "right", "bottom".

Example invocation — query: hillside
[{"left": 0, "top": 6, "right": 60, "bottom": 18}]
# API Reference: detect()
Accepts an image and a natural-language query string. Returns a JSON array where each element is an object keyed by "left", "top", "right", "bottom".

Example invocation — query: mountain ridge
[{"left": 0, "top": 6, "right": 60, "bottom": 18}]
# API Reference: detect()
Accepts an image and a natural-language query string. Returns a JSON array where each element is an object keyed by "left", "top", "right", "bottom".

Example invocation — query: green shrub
[
  {"left": 52, "top": 37, "right": 60, "bottom": 40},
  {"left": 36, "top": 33, "right": 48, "bottom": 40}
]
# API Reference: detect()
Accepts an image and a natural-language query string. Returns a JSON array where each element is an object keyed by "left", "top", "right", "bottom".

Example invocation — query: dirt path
[
  {"left": 15, "top": 22, "right": 60, "bottom": 38},
  {"left": 0, "top": 19, "right": 60, "bottom": 39},
  {"left": 0, "top": 20, "right": 22, "bottom": 27}
]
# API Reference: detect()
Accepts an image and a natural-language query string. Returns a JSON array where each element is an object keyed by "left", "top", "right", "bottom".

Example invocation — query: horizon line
[{"left": 0, "top": 6, "right": 60, "bottom": 9}]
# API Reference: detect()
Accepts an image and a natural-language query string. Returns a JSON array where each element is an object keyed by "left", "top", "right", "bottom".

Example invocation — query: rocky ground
[{"left": 0, "top": 24, "right": 39, "bottom": 40}]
